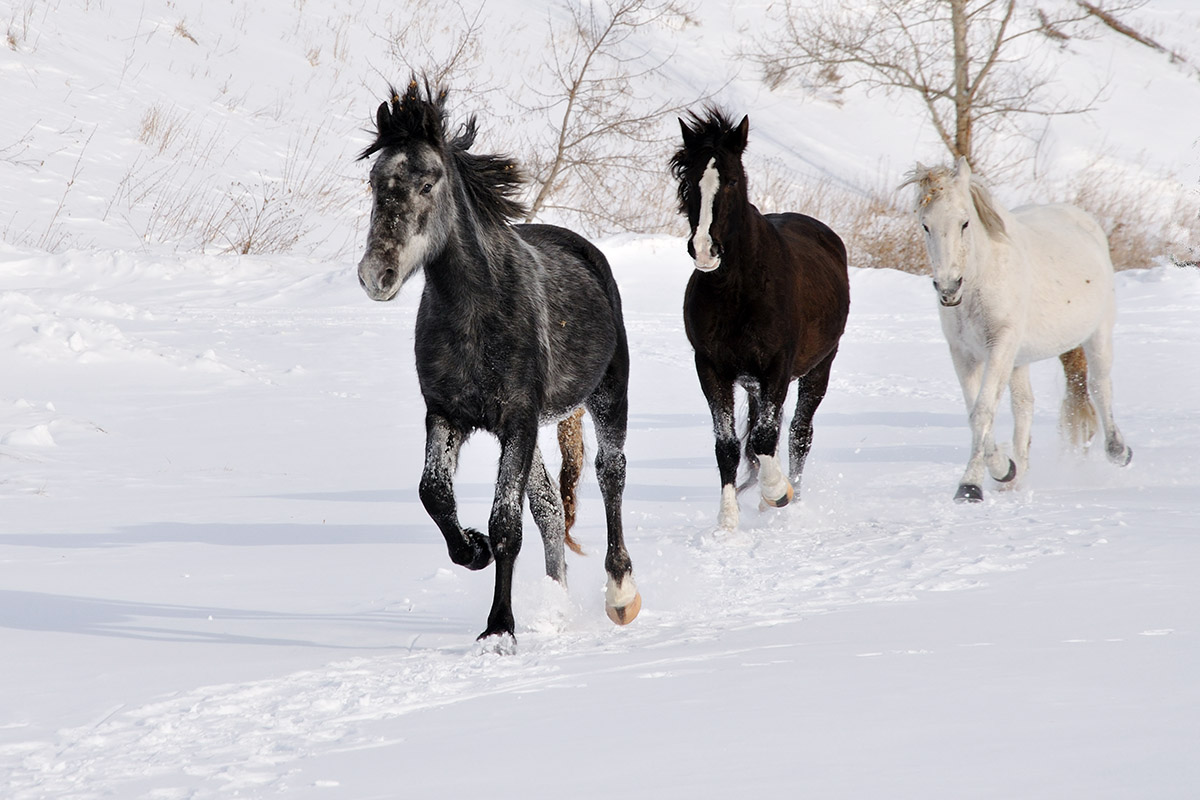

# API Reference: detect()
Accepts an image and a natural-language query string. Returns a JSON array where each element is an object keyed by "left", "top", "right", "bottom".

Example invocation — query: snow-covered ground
[
  {"left": 2, "top": 242, "right": 1197, "bottom": 798},
  {"left": 2, "top": 0, "right": 1198, "bottom": 797}
]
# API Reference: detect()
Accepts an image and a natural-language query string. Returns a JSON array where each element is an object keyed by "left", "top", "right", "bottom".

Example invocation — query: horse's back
[
  {"left": 516, "top": 223, "right": 621, "bottom": 300},
  {"left": 767, "top": 212, "right": 849, "bottom": 269},
  {"left": 1011, "top": 203, "right": 1114, "bottom": 283},
  {"left": 513, "top": 223, "right": 628, "bottom": 417},
  {"left": 1003, "top": 203, "right": 1117, "bottom": 361}
]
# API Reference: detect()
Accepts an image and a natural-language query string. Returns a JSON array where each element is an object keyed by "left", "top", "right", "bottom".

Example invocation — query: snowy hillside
[{"left": 2, "top": 1, "right": 1199, "bottom": 797}]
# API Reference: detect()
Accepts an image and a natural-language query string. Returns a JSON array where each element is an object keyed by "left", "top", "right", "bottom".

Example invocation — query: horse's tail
[
  {"left": 1059, "top": 346, "right": 1099, "bottom": 448},
  {"left": 556, "top": 407, "right": 586, "bottom": 556}
]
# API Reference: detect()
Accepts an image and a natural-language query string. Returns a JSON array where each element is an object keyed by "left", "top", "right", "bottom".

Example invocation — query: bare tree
[
  {"left": 520, "top": 0, "right": 700, "bottom": 234},
  {"left": 752, "top": 0, "right": 1140, "bottom": 172}
]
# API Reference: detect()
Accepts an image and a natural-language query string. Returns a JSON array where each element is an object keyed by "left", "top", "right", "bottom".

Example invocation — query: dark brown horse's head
[{"left": 669, "top": 109, "right": 750, "bottom": 272}]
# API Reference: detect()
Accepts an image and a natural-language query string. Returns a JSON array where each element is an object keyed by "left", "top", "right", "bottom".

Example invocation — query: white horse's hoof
[
  {"left": 955, "top": 483, "right": 984, "bottom": 503},
  {"left": 995, "top": 458, "right": 1017, "bottom": 483},
  {"left": 605, "top": 575, "right": 641, "bottom": 626}
]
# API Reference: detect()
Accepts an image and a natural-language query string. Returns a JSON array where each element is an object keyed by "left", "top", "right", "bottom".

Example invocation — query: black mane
[{"left": 359, "top": 78, "right": 527, "bottom": 226}]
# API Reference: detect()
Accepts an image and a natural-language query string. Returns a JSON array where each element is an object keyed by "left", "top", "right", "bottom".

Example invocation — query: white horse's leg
[
  {"left": 1007, "top": 363, "right": 1034, "bottom": 479},
  {"left": 956, "top": 338, "right": 1019, "bottom": 502},
  {"left": 1084, "top": 330, "right": 1132, "bottom": 466}
]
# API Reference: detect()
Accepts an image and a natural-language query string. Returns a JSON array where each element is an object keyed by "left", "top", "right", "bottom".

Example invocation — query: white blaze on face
[{"left": 692, "top": 157, "right": 721, "bottom": 272}]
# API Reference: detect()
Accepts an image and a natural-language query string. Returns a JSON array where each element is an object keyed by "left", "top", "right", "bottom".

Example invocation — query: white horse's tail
[{"left": 1059, "top": 347, "right": 1099, "bottom": 449}]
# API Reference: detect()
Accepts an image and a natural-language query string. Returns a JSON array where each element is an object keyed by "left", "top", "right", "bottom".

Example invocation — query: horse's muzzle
[
  {"left": 358, "top": 260, "right": 400, "bottom": 302},
  {"left": 691, "top": 239, "right": 723, "bottom": 272},
  {"left": 934, "top": 277, "right": 964, "bottom": 307}
]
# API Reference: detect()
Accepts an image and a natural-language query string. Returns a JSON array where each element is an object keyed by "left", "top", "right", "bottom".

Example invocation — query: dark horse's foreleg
[
  {"left": 789, "top": 346, "right": 838, "bottom": 491},
  {"left": 696, "top": 355, "right": 740, "bottom": 529},
  {"left": 419, "top": 413, "right": 492, "bottom": 571},
  {"left": 587, "top": 364, "right": 640, "bottom": 626},
  {"left": 479, "top": 422, "right": 538, "bottom": 640},
  {"left": 746, "top": 376, "right": 792, "bottom": 509}
]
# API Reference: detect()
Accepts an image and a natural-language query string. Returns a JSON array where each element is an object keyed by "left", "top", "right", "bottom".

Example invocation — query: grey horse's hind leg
[{"left": 526, "top": 445, "right": 567, "bottom": 584}]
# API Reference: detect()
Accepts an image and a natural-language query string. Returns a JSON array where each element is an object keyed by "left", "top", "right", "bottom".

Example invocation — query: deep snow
[{"left": 2, "top": 0, "right": 1199, "bottom": 797}]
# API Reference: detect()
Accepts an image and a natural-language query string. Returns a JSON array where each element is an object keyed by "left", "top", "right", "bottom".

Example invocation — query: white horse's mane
[{"left": 899, "top": 163, "right": 1008, "bottom": 240}]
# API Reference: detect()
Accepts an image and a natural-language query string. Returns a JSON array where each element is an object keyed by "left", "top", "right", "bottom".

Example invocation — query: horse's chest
[{"left": 413, "top": 315, "right": 544, "bottom": 427}]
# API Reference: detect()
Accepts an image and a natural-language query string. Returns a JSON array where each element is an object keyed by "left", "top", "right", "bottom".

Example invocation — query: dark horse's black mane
[
  {"left": 358, "top": 79, "right": 527, "bottom": 227},
  {"left": 668, "top": 106, "right": 746, "bottom": 214}
]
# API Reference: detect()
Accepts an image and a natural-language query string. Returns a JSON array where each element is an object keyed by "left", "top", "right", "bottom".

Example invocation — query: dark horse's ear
[
  {"left": 729, "top": 115, "right": 750, "bottom": 154},
  {"left": 679, "top": 117, "right": 699, "bottom": 148},
  {"left": 376, "top": 101, "right": 391, "bottom": 136}
]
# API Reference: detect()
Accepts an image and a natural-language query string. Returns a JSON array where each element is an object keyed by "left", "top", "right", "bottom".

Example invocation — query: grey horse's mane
[{"left": 899, "top": 163, "right": 1008, "bottom": 239}]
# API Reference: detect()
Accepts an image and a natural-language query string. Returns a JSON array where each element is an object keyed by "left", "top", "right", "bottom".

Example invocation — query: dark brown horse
[{"left": 670, "top": 109, "right": 850, "bottom": 530}]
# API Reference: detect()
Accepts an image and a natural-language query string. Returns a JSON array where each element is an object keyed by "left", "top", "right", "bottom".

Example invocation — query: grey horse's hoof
[
  {"left": 996, "top": 458, "right": 1018, "bottom": 483},
  {"left": 1108, "top": 443, "right": 1133, "bottom": 467}
]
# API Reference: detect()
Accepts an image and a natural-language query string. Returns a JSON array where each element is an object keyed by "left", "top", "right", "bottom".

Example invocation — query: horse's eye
[
  {"left": 961, "top": 220, "right": 969, "bottom": 230},
  {"left": 420, "top": 182, "right": 433, "bottom": 195},
  {"left": 922, "top": 223, "right": 930, "bottom": 233}
]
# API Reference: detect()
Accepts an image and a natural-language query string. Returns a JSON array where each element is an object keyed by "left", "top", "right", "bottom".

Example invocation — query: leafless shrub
[{"left": 214, "top": 179, "right": 304, "bottom": 255}]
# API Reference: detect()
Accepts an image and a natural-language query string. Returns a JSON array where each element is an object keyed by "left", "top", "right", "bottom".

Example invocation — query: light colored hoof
[
  {"left": 761, "top": 482, "right": 794, "bottom": 508},
  {"left": 606, "top": 591, "right": 642, "bottom": 625},
  {"left": 605, "top": 575, "right": 641, "bottom": 626}
]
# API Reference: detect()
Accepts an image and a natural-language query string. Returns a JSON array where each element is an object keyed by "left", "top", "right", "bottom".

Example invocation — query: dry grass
[
  {"left": 1064, "top": 167, "right": 1200, "bottom": 269},
  {"left": 138, "top": 104, "right": 191, "bottom": 155},
  {"left": 749, "top": 158, "right": 929, "bottom": 273}
]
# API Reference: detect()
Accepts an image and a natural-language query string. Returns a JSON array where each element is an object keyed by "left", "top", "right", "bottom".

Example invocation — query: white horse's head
[{"left": 902, "top": 157, "right": 1006, "bottom": 308}]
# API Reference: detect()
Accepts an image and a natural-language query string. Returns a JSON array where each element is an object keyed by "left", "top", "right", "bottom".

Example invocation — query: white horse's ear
[{"left": 954, "top": 156, "right": 972, "bottom": 184}]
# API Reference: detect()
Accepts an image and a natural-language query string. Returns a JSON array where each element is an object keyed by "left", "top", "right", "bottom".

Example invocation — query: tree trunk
[{"left": 950, "top": 0, "right": 972, "bottom": 165}]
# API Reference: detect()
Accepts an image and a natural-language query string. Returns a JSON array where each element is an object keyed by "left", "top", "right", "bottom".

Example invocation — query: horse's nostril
[{"left": 381, "top": 267, "right": 398, "bottom": 287}]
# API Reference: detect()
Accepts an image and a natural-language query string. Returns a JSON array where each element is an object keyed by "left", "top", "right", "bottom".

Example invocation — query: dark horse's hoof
[
  {"left": 996, "top": 458, "right": 1018, "bottom": 483},
  {"left": 449, "top": 528, "right": 494, "bottom": 571},
  {"left": 954, "top": 483, "right": 984, "bottom": 503}
]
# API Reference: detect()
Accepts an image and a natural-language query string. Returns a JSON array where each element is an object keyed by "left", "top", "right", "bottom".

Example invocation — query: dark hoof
[
  {"left": 996, "top": 458, "right": 1018, "bottom": 483},
  {"left": 478, "top": 610, "right": 516, "bottom": 643},
  {"left": 449, "top": 528, "right": 493, "bottom": 571},
  {"left": 954, "top": 483, "right": 984, "bottom": 503},
  {"left": 476, "top": 630, "right": 517, "bottom": 653},
  {"left": 1108, "top": 443, "right": 1132, "bottom": 467}
]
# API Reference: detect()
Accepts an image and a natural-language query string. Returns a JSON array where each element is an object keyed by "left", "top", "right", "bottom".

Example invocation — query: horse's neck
[
  {"left": 425, "top": 219, "right": 528, "bottom": 321},
  {"left": 717, "top": 206, "right": 775, "bottom": 286}
]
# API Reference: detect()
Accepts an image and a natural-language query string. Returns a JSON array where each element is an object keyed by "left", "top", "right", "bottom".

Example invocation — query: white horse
[{"left": 902, "top": 157, "right": 1132, "bottom": 502}]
